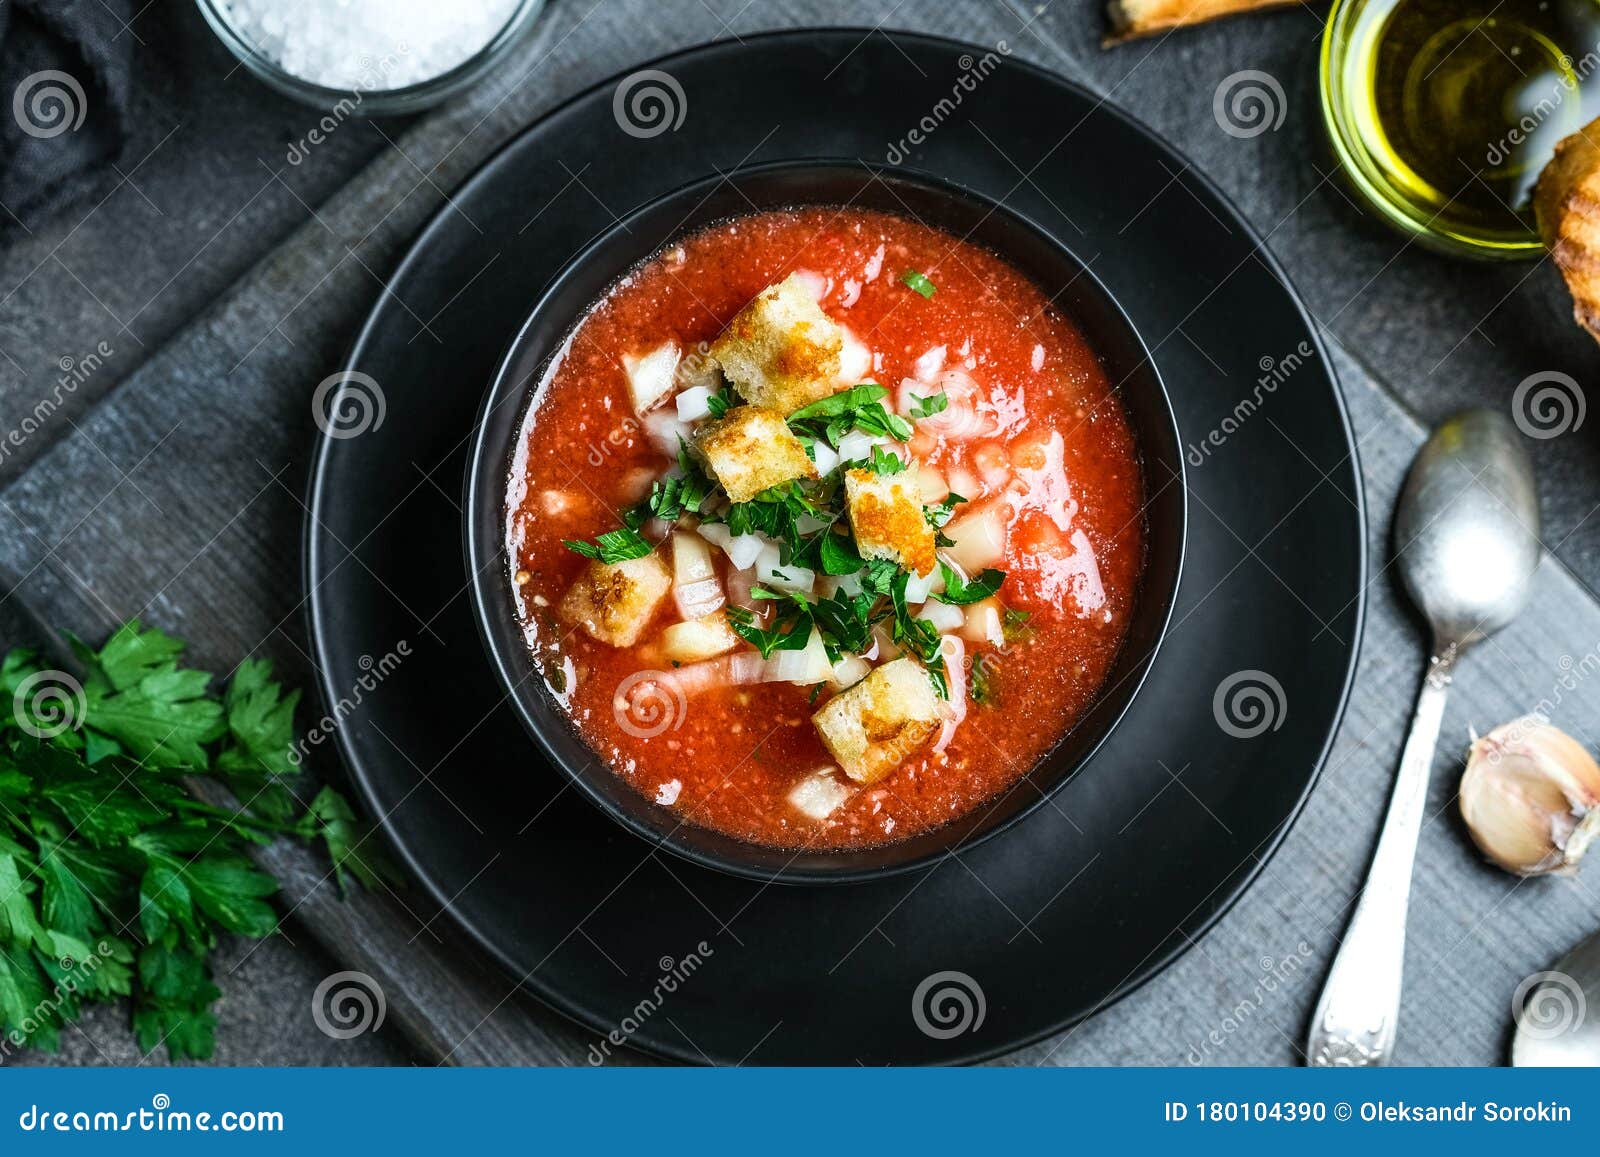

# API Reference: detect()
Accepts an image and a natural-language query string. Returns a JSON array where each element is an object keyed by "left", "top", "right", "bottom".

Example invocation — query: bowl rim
[{"left": 462, "top": 157, "right": 1187, "bottom": 884}]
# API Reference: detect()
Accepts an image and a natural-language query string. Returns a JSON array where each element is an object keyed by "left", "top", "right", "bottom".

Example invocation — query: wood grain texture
[{"left": 5, "top": 0, "right": 1600, "bottom": 1067}]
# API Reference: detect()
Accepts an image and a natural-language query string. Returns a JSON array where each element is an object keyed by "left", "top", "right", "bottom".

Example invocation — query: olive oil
[{"left": 1323, "top": 0, "right": 1600, "bottom": 257}]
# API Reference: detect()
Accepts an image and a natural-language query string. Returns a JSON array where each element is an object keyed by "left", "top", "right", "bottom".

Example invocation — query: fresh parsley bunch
[{"left": 0, "top": 621, "right": 390, "bottom": 1060}]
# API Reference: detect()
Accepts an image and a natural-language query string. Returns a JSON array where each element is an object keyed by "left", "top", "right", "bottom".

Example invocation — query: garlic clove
[{"left": 1460, "top": 716, "right": 1600, "bottom": 877}]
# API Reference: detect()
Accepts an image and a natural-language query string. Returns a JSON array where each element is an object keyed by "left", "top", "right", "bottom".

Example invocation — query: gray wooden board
[{"left": 7, "top": 0, "right": 1600, "bottom": 1066}]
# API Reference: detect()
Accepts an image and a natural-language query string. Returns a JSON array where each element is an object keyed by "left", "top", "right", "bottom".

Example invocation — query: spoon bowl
[
  {"left": 1512, "top": 929, "right": 1600, "bottom": 1065},
  {"left": 1393, "top": 409, "right": 1541, "bottom": 649}
]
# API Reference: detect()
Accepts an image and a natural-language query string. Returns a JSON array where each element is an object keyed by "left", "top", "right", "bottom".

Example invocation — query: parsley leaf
[
  {"left": 0, "top": 620, "right": 393, "bottom": 1062},
  {"left": 900, "top": 270, "right": 936, "bottom": 298},
  {"left": 924, "top": 492, "right": 967, "bottom": 529},
  {"left": 909, "top": 391, "right": 949, "bottom": 419},
  {"left": 932, "top": 562, "right": 1006, "bottom": 606},
  {"left": 705, "top": 384, "right": 740, "bottom": 418},
  {"left": 562, "top": 527, "right": 652, "bottom": 565}
]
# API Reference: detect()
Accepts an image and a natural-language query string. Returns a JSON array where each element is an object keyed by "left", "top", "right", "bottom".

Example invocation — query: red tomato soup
[{"left": 505, "top": 207, "right": 1145, "bottom": 850}]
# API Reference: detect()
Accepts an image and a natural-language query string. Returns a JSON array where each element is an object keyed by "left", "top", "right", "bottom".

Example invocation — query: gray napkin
[{"left": 0, "top": 0, "right": 135, "bottom": 235}]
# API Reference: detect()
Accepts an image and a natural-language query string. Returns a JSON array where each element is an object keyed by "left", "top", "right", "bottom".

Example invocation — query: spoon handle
[{"left": 1305, "top": 646, "right": 1457, "bottom": 1066}]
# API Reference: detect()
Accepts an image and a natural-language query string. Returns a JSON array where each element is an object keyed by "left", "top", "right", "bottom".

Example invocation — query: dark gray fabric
[{"left": 0, "top": 0, "right": 135, "bottom": 233}]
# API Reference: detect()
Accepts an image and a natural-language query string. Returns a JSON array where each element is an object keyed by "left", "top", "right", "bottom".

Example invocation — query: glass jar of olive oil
[{"left": 1322, "top": 0, "right": 1600, "bottom": 258}]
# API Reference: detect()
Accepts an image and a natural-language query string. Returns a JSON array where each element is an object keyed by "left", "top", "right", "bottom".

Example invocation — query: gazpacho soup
[{"left": 505, "top": 206, "right": 1146, "bottom": 851}]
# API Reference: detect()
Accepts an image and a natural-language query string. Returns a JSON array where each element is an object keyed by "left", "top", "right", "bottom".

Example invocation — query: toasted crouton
[
  {"left": 844, "top": 467, "right": 937, "bottom": 577},
  {"left": 693, "top": 405, "right": 817, "bottom": 503},
  {"left": 710, "top": 275, "right": 844, "bottom": 414},
  {"left": 558, "top": 552, "right": 671, "bottom": 647},
  {"left": 813, "top": 657, "right": 941, "bottom": 784}
]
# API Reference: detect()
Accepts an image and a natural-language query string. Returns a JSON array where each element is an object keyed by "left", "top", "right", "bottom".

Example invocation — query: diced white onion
[
  {"left": 945, "top": 506, "right": 1007, "bottom": 571},
  {"left": 903, "top": 568, "right": 936, "bottom": 604},
  {"left": 834, "top": 571, "right": 865, "bottom": 598},
  {"left": 917, "top": 602, "right": 965, "bottom": 632},
  {"left": 933, "top": 635, "right": 968, "bottom": 754},
  {"left": 916, "top": 465, "right": 948, "bottom": 503},
  {"left": 675, "top": 385, "right": 715, "bottom": 422},
  {"left": 643, "top": 409, "right": 692, "bottom": 458},
  {"left": 789, "top": 269, "right": 827, "bottom": 301},
  {"left": 624, "top": 342, "right": 680, "bottom": 415},
  {"left": 672, "top": 531, "right": 716, "bottom": 585},
  {"left": 830, "top": 654, "right": 871, "bottom": 689},
  {"left": 913, "top": 345, "right": 947, "bottom": 383},
  {"left": 674, "top": 577, "right": 725, "bottom": 621},
  {"left": 961, "top": 598, "right": 1005, "bottom": 647},
  {"left": 756, "top": 542, "right": 815, "bottom": 594},
  {"left": 788, "top": 771, "right": 851, "bottom": 821},
  {"left": 811, "top": 441, "right": 840, "bottom": 475},
  {"left": 836, "top": 430, "right": 876, "bottom": 463},
  {"left": 838, "top": 327, "right": 872, "bottom": 383},
  {"left": 697, "top": 523, "right": 766, "bottom": 571},
  {"left": 768, "top": 630, "right": 832, "bottom": 685}
]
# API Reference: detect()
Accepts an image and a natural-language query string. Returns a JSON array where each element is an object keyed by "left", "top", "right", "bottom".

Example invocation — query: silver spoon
[
  {"left": 1511, "top": 930, "right": 1600, "bottom": 1065},
  {"left": 1306, "top": 408, "right": 1541, "bottom": 1066}
]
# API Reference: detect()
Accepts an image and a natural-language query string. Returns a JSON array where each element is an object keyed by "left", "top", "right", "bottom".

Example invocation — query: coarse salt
[{"left": 218, "top": 0, "right": 523, "bottom": 91}]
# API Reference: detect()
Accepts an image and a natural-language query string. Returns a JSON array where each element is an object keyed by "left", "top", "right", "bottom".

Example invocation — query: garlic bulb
[{"left": 1460, "top": 717, "right": 1600, "bottom": 877}]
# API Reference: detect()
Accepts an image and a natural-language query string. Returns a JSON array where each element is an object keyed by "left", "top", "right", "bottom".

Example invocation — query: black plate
[{"left": 306, "top": 30, "right": 1365, "bottom": 1064}]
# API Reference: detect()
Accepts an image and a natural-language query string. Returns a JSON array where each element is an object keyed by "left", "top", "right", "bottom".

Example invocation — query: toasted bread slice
[
  {"left": 812, "top": 657, "right": 941, "bottom": 785},
  {"left": 1106, "top": 0, "right": 1295, "bottom": 42},
  {"left": 844, "top": 467, "right": 938, "bottom": 577},
  {"left": 710, "top": 275, "right": 844, "bottom": 414},
  {"left": 1535, "top": 119, "right": 1600, "bottom": 343},
  {"left": 693, "top": 405, "right": 817, "bottom": 503},
  {"left": 559, "top": 552, "right": 672, "bottom": 647}
]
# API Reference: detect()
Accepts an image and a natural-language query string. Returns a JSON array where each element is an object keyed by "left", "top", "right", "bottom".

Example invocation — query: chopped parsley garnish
[
  {"left": 924, "top": 492, "right": 967, "bottom": 529},
  {"left": 726, "top": 601, "right": 812, "bottom": 659},
  {"left": 971, "top": 660, "right": 998, "bottom": 706},
  {"left": 900, "top": 270, "right": 936, "bottom": 298},
  {"left": 909, "top": 391, "right": 948, "bottom": 419},
  {"left": 862, "top": 444, "right": 907, "bottom": 476},
  {"left": 931, "top": 562, "right": 1006, "bottom": 606},
  {"left": 1002, "top": 607, "right": 1034, "bottom": 644},
  {"left": 562, "top": 527, "right": 653, "bottom": 564},
  {"left": 787, "top": 383, "right": 913, "bottom": 447},
  {"left": 705, "top": 384, "right": 740, "bottom": 418}
]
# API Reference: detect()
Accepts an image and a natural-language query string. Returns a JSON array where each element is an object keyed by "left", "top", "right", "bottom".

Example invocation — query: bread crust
[
  {"left": 1535, "top": 119, "right": 1600, "bottom": 343},
  {"left": 1106, "top": 0, "right": 1297, "bottom": 42}
]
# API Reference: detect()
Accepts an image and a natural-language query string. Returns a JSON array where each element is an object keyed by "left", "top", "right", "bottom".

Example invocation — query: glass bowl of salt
[{"left": 196, "top": 0, "right": 546, "bottom": 116}]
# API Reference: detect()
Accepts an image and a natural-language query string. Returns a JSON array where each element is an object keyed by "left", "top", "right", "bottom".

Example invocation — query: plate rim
[{"left": 304, "top": 26, "right": 1369, "bottom": 1065}]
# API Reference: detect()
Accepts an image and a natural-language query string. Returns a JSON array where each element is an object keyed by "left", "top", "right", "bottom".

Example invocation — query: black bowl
[{"left": 464, "top": 160, "right": 1185, "bottom": 884}]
